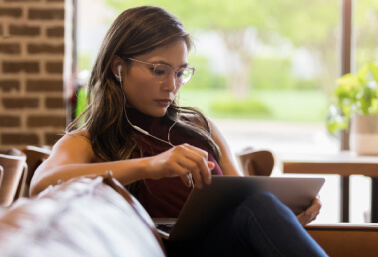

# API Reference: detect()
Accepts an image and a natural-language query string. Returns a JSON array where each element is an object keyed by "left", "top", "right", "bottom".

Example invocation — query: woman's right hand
[{"left": 145, "top": 143, "right": 215, "bottom": 188}]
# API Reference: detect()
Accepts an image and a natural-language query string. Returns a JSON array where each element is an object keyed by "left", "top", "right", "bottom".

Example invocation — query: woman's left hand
[{"left": 296, "top": 196, "right": 322, "bottom": 226}]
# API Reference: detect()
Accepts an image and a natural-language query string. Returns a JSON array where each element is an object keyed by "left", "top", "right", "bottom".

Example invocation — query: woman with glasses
[{"left": 30, "top": 6, "right": 327, "bottom": 257}]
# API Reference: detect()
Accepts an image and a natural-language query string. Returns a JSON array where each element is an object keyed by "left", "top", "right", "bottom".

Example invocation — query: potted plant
[{"left": 327, "top": 61, "right": 378, "bottom": 155}]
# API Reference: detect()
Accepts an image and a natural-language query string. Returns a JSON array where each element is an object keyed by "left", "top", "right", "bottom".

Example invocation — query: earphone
[
  {"left": 115, "top": 65, "right": 122, "bottom": 82},
  {"left": 117, "top": 65, "right": 176, "bottom": 146}
]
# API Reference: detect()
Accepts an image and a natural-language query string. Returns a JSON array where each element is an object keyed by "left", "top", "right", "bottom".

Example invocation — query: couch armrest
[
  {"left": 0, "top": 174, "right": 166, "bottom": 257},
  {"left": 306, "top": 223, "right": 378, "bottom": 257}
]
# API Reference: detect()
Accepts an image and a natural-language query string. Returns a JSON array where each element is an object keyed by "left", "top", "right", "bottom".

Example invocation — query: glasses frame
[{"left": 127, "top": 58, "right": 195, "bottom": 86}]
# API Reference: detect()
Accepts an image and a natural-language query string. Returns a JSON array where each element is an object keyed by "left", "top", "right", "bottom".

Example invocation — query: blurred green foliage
[
  {"left": 210, "top": 98, "right": 271, "bottom": 118},
  {"left": 327, "top": 62, "right": 378, "bottom": 134},
  {"left": 249, "top": 57, "right": 317, "bottom": 90},
  {"left": 186, "top": 56, "right": 227, "bottom": 90},
  {"left": 179, "top": 88, "right": 327, "bottom": 121},
  {"left": 75, "top": 0, "right": 377, "bottom": 122}
]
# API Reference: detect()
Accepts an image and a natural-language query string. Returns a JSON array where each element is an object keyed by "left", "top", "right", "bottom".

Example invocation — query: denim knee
[
  {"left": 241, "top": 191, "right": 281, "bottom": 211},
  {"left": 239, "top": 191, "right": 297, "bottom": 223}
]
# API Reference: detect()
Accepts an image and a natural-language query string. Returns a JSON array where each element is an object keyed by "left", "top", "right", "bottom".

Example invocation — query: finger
[
  {"left": 208, "top": 161, "right": 215, "bottom": 170},
  {"left": 305, "top": 198, "right": 322, "bottom": 215},
  {"left": 168, "top": 162, "right": 193, "bottom": 188},
  {"left": 187, "top": 172, "right": 194, "bottom": 188},
  {"left": 181, "top": 146, "right": 211, "bottom": 185},
  {"left": 299, "top": 214, "right": 314, "bottom": 226},
  {"left": 179, "top": 173, "right": 191, "bottom": 187},
  {"left": 176, "top": 157, "right": 204, "bottom": 189},
  {"left": 191, "top": 168, "right": 203, "bottom": 189},
  {"left": 296, "top": 213, "right": 306, "bottom": 226},
  {"left": 300, "top": 210, "right": 318, "bottom": 226}
]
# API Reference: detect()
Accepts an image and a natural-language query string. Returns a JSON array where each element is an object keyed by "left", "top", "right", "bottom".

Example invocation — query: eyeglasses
[{"left": 128, "top": 58, "right": 195, "bottom": 86}]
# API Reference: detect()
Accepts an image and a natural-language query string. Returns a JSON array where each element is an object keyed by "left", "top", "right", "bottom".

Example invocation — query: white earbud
[
  {"left": 117, "top": 65, "right": 122, "bottom": 82},
  {"left": 117, "top": 65, "right": 122, "bottom": 77}
]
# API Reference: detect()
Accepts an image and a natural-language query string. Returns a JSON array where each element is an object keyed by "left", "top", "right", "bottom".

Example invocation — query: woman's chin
[{"left": 144, "top": 108, "right": 167, "bottom": 118}]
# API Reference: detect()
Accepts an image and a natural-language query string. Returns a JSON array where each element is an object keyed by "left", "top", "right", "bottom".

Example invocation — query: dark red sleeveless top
[{"left": 127, "top": 109, "right": 223, "bottom": 218}]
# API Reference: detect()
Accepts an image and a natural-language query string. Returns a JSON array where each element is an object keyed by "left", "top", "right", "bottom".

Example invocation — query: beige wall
[{"left": 0, "top": 0, "right": 71, "bottom": 150}]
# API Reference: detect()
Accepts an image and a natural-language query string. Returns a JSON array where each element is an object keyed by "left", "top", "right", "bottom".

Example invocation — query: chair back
[
  {"left": 18, "top": 146, "right": 51, "bottom": 197},
  {"left": 236, "top": 147, "right": 274, "bottom": 176},
  {"left": 0, "top": 149, "right": 27, "bottom": 206}
]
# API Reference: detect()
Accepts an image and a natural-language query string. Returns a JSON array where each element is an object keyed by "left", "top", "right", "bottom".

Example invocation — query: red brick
[
  {"left": 1, "top": 133, "right": 39, "bottom": 145},
  {"left": 0, "top": 8, "right": 22, "bottom": 17},
  {"left": 2, "top": 61, "right": 40, "bottom": 73},
  {"left": 45, "top": 133, "right": 63, "bottom": 145},
  {"left": 45, "top": 96, "right": 65, "bottom": 108},
  {"left": 27, "top": 115, "right": 66, "bottom": 128},
  {"left": 46, "top": 61, "right": 63, "bottom": 73},
  {"left": 28, "top": 43, "right": 64, "bottom": 54},
  {"left": 2, "top": 97, "right": 39, "bottom": 109},
  {"left": 0, "top": 43, "right": 21, "bottom": 54},
  {"left": 0, "top": 115, "right": 21, "bottom": 127},
  {"left": 26, "top": 79, "right": 63, "bottom": 92},
  {"left": 9, "top": 25, "right": 40, "bottom": 36},
  {"left": 0, "top": 80, "right": 20, "bottom": 92},
  {"left": 46, "top": 26, "right": 64, "bottom": 38},
  {"left": 28, "top": 9, "right": 64, "bottom": 20}
]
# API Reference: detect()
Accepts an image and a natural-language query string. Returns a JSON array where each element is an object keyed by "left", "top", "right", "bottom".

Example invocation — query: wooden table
[{"left": 279, "top": 151, "right": 378, "bottom": 223}]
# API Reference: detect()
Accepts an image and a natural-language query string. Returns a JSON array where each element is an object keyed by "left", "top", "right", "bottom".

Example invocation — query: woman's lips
[{"left": 155, "top": 99, "right": 172, "bottom": 107}]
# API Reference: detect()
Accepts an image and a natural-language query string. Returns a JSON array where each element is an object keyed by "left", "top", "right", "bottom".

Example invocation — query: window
[{"left": 74, "top": 0, "right": 377, "bottom": 223}]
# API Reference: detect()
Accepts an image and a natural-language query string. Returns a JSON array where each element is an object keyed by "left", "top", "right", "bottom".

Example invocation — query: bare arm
[
  {"left": 30, "top": 133, "right": 214, "bottom": 196},
  {"left": 30, "top": 134, "right": 148, "bottom": 196}
]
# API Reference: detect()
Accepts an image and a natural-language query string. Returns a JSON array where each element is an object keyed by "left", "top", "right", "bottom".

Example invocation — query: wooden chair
[
  {"left": 17, "top": 145, "right": 51, "bottom": 197},
  {"left": 236, "top": 147, "right": 378, "bottom": 257},
  {"left": 0, "top": 149, "right": 27, "bottom": 207},
  {"left": 236, "top": 147, "right": 274, "bottom": 176},
  {"left": 306, "top": 223, "right": 378, "bottom": 257}
]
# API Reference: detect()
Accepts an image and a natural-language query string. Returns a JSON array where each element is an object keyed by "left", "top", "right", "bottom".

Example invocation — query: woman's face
[{"left": 122, "top": 40, "right": 188, "bottom": 117}]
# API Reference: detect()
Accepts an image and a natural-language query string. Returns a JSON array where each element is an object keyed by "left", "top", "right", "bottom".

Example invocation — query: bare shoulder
[
  {"left": 54, "top": 130, "right": 91, "bottom": 150},
  {"left": 50, "top": 130, "right": 96, "bottom": 163}
]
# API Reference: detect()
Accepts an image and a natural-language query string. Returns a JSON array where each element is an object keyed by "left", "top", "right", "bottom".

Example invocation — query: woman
[{"left": 31, "top": 6, "right": 327, "bottom": 256}]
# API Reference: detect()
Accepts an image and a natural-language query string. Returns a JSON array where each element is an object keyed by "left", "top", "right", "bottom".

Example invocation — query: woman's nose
[{"left": 162, "top": 73, "right": 177, "bottom": 92}]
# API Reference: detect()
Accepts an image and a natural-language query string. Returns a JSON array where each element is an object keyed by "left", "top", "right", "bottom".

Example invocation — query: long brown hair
[{"left": 67, "top": 6, "right": 220, "bottom": 162}]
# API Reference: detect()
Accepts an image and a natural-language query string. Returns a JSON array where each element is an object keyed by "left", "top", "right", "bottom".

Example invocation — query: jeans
[{"left": 164, "top": 192, "right": 328, "bottom": 257}]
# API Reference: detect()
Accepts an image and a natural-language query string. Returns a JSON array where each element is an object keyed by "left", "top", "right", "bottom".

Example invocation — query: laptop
[{"left": 153, "top": 175, "right": 325, "bottom": 241}]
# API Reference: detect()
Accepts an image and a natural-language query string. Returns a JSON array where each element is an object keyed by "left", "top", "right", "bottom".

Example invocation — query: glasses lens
[
  {"left": 152, "top": 64, "right": 171, "bottom": 83},
  {"left": 152, "top": 64, "right": 194, "bottom": 85},
  {"left": 176, "top": 68, "right": 194, "bottom": 85}
]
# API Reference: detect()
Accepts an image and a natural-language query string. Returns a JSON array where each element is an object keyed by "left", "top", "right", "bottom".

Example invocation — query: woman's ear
[{"left": 111, "top": 56, "right": 124, "bottom": 81}]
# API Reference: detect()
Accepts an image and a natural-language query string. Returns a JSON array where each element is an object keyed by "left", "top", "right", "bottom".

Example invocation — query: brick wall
[{"left": 0, "top": 0, "right": 71, "bottom": 151}]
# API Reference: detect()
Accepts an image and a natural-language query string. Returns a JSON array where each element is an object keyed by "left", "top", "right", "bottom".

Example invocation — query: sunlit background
[{"left": 74, "top": 0, "right": 378, "bottom": 223}]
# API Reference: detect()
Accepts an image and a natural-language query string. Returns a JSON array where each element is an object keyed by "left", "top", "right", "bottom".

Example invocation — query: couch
[
  {"left": 0, "top": 173, "right": 377, "bottom": 257},
  {"left": 0, "top": 173, "right": 165, "bottom": 257}
]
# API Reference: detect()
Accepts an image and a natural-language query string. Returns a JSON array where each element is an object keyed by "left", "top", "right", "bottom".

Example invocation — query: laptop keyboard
[{"left": 156, "top": 223, "right": 174, "bottom": 234}]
